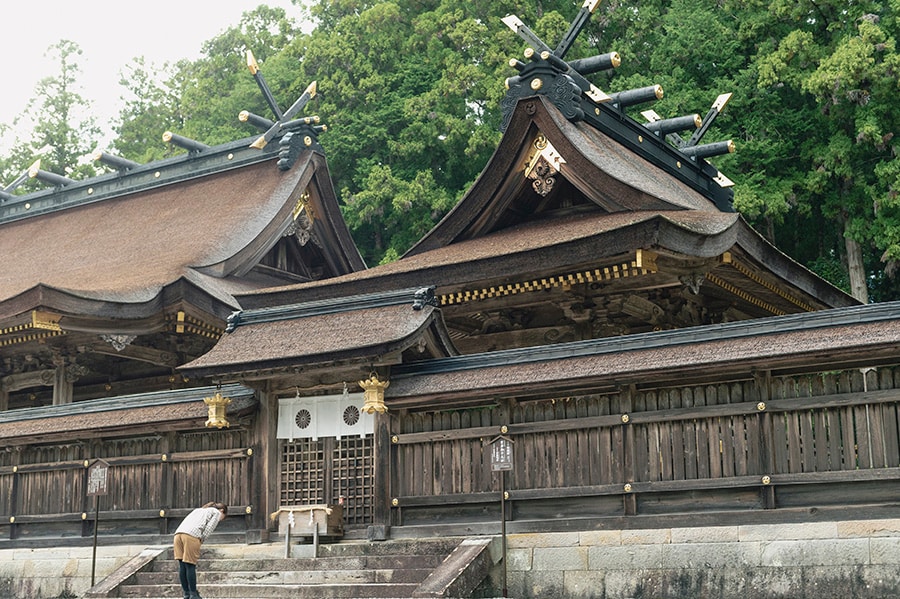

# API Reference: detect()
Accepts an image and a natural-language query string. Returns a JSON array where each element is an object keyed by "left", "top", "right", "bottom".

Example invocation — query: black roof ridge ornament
[
  {"left": 28, "top": 159, "right": 74, "bottom": 187},
  {"left": 245, "top": 49, "right": 320, "bottom": 151},
  {"left": 499, "top": 3, "right": 736, "bottom": 211},
  {"left": 92, "top": 149, "right": 141, "bottom": 172},
  {"left": 162, "top": 131, "right": 210, "bottom": 154},
  {"left": 0, "top": 163, "right": 32, "bottom": 202}
]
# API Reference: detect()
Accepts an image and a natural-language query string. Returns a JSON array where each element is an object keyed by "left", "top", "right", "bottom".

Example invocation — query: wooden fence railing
[
  {"left": 389, "top": 365, "right": 900, "bottom": 527},
  {"left": 0, "top": 446, "right": 254, "bottom": 541}
]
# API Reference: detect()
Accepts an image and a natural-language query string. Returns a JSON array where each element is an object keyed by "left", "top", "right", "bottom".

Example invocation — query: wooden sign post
[
  {"left": 86, "top": 459, "right": 110, "bottom": 586},
  {"left": 490, "top": 435, "right": 513, "bottom": 598}
]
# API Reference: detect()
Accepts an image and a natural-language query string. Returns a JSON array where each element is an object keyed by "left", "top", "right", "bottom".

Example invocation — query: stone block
[
  {"left": 521, "top": 569, "right": 565, "bottom": 598},
  {"left": 869, "top": 537, "right": 900, "bottom": 564},
  {"left": 507, "top": 547, "right": 533, "bottom": 571},
  {"left": 838, "top": 518, "right": 900, "bottom": 538},
  {"left": 589, "top": 544, "right": 663, "bottom": 569},
  {"left": 671, "top": 525, "right": 739, "bottom": 544},
  {"left": 579, "top": 529, "right": 622, "bottom": 546},
  {"left": 760, "top": 538, "right": 869, "bottom": 567},
  {"left": 564, "top": 570, "right": 604, "bottom": 598},
  {"left": 532, "top": 546, "right": 588, "bottom": 571},
  {"left": 662, "top": 541, "right": 761, "bottom": 569},
  {"left": 739, "top": 521, "right": 837, "bottom": 542},
  {"left": 508, "top": 531, "right": 579, "bottom": 549},
  {"left": 604, "top": 569, "right": 658, "bottom": 599},
  {"left": 621, "top": 527, "right": 671, "bottom": 545}
]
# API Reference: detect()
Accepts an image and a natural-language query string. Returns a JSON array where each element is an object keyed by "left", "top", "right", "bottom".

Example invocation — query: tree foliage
[
  {"left": 4, "top": 40, "right": 101, "bottom": 190},
  {"left": 6, "top": 1, "right": 900, "bottom": 301}
]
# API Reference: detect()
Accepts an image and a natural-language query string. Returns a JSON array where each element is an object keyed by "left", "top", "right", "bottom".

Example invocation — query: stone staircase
[{"left": 85, "top": 537, "right": 498, "bottom": 599}]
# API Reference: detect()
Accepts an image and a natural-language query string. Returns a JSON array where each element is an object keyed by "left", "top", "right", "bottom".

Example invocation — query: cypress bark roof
[{"left": 0, "top": 144, "right": 364, "bottom": 324}]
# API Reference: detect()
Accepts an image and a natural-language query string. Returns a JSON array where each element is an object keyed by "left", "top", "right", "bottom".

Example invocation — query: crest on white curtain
[{"left": 277, "top": 388, "right": 373, "bottom": 440}]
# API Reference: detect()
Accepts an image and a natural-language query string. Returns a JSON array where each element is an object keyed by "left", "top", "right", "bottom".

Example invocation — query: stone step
[
  {"left": 133, "top": 567, "right": 434, "bottom": 585},
  {"left": 116, "top": 582, "right": 421, "bottom": 598},
  {"left": 148, "top": 554, "right": 444, "bottom": 572}
]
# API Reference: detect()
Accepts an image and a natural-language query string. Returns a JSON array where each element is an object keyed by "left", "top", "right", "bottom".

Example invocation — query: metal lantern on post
[
  {"left": 359, "top": 373, "right": 389, "bottom": 414},
  {"left": 204, "top": 389, "right": 232, "bottom": 428}
]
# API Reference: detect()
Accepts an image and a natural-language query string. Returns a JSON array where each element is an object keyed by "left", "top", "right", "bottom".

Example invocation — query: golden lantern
[
  {"left": 359, "top": 374, "right": 389, "bottom": 414},
  {"left": 204, "top": 391, "right": 232, "bottom": 428}
]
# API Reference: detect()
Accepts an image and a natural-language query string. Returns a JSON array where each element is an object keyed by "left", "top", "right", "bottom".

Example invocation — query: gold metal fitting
[
  {"left": 159, "top": 510, "right": 166, "bottom": 517},
  {"left": 757, "top": 402, "right": 766, "bottom": 411},
  {"left": 530, "top": 78, "right": 543, "bottom": 91},
  {"left": 762, "top": 475, "right": 771, "bottom": 485},
  {"left": 81, "top": 513, "right": 87, "bottom": 520},
  {"left": 161, "top": 454, "right": 168, "bottom": 462},
  {"left": 500, "top": 425, "right": 508, "bottom": 434},
  {"left": 245, "top": 506, "right": 253, "bottom": 514},
  {"left": 304, "top": 136, "right": 313, "bottom": 146},
  {"left": 83, "top": 460, "right": 90, "bottom": 468},
  {"left": 624, "top": 483, "right": 632, "bottom": 492},
  {"left": 360, "top": 374, "right": 390, "bottom": 414},
  {"left": 621, "top": 414, "right": 630, "bottom": 423},
  {"left": 391, "top": 435, "right": 399, "bottom": 444},
  {"left": 246, "top": 448, "right": 253, "bottom": 456},
  {"left": 392, "top": 498, "right": 399, "bottom": 507},
  {"left": 524, "top": 48, "right": 534, "bottom": 59},
  {"left": 503, "top": 491, "right": 510, "bottom": 500},
  {"left": 12, "top": 466, "right": 17, "bottom": 473},
  {"left": 9, "top": 516, "right": 14, "bottom": 523},
  {"left": 204, "top": 391, "right": 232, "bottom": 429}
]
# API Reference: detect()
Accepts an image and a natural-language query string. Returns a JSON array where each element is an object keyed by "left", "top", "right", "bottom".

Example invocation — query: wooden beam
[
  {"left": 87, "top": 343, "right": 179, "bottom": 367},
  {"left": 52, "top": 364, "right": 74, "bottom": 405},
  {"left": 2, "top": 369, "right": 55, "bottom": 392}
]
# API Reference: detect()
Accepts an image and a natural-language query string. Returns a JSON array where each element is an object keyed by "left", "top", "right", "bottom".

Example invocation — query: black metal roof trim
[
  {"left": 0, "top": 383, "right": 254, "bottom": 424},
  {"left": 225, "top": 286, "right": 435, "bottom": 332},
  {"left": 0, "top": 137, "right": 283, "bottom": 226},
  {"left": 392, "top": 301, "right": 900, "bottom": 378}
]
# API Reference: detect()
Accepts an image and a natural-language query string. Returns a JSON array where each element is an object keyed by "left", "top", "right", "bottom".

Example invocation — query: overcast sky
[{"left": 1, "top": 0, "right": 305, "bottom": 155}]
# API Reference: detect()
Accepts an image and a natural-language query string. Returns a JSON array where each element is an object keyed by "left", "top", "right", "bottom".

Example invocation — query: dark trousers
[{"left": 177, "top": 559, "right": 198, "bottom": 595}]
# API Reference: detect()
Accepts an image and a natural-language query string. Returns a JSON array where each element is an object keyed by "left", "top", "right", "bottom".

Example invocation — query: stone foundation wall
[
  {"left": 0, "top": 545, "right": 147, "bottom": 599},
  {"left": 492, "top": 519, "right": 900, "bottom": 599}
]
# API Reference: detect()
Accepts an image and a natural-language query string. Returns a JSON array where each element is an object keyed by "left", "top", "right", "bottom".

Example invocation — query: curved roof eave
[
  {"left": 180, "top": 304, "right": 456, "bottom": 379},
  {"left": 405, "top": 96, "right": 719, "bottom": 257},
  {"left": 234, "top": 210, "right": 741, "bottom": 309}
]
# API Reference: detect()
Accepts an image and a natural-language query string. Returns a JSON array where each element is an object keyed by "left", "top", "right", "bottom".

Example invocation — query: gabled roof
[
  {"left": 181, "top": 287, "right": 458, "bottom": 384},
  {"left": 0, "top": 139, "right": 364, "bottom": 326},
  {"left": 405, "top": 95, "right": 720, "bottom": 256}
]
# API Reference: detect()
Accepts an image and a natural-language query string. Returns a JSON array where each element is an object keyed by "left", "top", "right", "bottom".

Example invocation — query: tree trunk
[{"left": 844, "top": 221, "right": 869, "bottom": 303}]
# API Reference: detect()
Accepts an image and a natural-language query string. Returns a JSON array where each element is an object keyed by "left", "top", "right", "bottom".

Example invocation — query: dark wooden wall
[
  {"left": 0, "top": 428, "right": 254, "bottom": 543},
  {"left": 389, "top": 364, "right": 900, "bottom": 530}
]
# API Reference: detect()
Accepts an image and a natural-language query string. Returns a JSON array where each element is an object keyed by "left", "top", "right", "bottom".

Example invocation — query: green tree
[
  {"left": 9, "top": 40, "right": 101, "bottom": 189},
  {"left": 750, "top": 0, "right": 900, "bottom": 302},
  {"left": 112, "top": 57, "right": 186, "bottom": 162}
]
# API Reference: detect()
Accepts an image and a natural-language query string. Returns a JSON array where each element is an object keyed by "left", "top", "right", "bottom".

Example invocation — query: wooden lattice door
[{"left": 280, "top": 435, "right": 374, "bottom": 528}]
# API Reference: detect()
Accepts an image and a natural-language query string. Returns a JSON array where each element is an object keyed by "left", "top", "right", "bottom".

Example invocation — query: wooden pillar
[
  {"left": 754, "top": 370, "right": 776, "bottom": 509},
  {"left": 52, "top": 363, "right": 74, "bottom": 405},
  {"left": 369, "top": 410, "right": 392, "bottom": 541},
  {"left": 250, "top": 386, "right": 279, "bottom": 538},
  {"left": 621, "top": 385, "right": 637, "bottom": 516},
  {"left": 0, "top": 386, "right": 8, "bottom": 411}
]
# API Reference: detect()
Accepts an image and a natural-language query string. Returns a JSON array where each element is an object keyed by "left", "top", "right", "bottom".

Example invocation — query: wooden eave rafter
[{"left": 437, "top": 249, "right": 658, "bottom": 308}]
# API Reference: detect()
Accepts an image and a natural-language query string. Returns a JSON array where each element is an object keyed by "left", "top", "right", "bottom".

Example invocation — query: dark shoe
[{"left": 190, "top": 593, "right": 203, "bottom": 599}]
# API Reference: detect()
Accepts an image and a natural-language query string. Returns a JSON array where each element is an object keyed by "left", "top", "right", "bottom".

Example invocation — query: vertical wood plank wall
[
  {"left": 0, "top": 429, "right": 253, "bottom": 540},
  {"left": 391, "top": 365, "right": 900, "bottom": 526}
]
